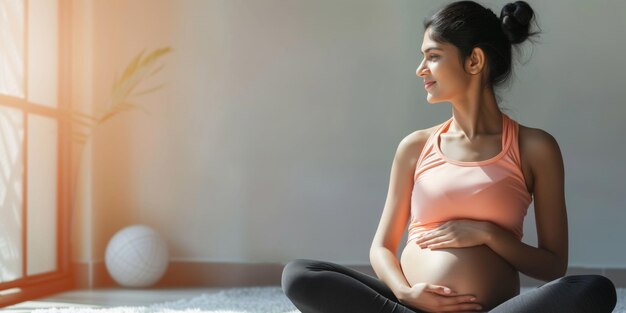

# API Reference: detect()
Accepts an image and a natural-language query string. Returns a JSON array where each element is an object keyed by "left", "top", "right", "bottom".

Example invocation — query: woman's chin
[{"left": 425, "top": 95, "right": 441, "bottom": 103}]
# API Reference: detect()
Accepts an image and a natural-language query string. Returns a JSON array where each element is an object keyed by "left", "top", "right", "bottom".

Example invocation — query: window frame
[{"left": 0, "top": 0, "right": 73, "bottom": 307}]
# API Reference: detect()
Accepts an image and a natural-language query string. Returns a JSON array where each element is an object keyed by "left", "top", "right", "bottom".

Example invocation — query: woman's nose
[{"left": 416, "top": 60, "right": 427, "bottom": 77}]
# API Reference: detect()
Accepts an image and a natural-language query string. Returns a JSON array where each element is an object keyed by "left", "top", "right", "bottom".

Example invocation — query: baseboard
[
  {"left": 72, "top": 261, "right": 285, "bottom": 288},
  {"left": 72, "top": 261, "right": 626, "bottom": 289}
]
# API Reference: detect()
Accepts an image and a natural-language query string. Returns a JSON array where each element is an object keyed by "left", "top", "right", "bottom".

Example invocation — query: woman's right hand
[{"left": 397, "top": 283, "right": 483, "bottom": 312}]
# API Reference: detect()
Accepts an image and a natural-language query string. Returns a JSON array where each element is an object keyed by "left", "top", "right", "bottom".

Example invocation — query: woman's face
[{"left": 416, "top": 27, "right": 472, "bottom": 103}]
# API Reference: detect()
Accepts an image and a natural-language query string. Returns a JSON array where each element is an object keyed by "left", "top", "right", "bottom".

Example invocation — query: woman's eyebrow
[{"left": 420, "top": 47, "right": 443, "bottom": 54}]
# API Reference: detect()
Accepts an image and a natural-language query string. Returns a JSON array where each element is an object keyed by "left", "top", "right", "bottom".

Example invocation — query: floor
[
  {"left": 4, "top": 286, "right": 623, "bottom": 312},
  {"left": 3, "top": 287, "right": 230, "bottom": 312}
]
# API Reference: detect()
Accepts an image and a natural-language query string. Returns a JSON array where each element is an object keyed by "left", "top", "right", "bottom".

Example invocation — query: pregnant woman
[{"left": 281, "top": 1, "right": 618, "bottom": 312}]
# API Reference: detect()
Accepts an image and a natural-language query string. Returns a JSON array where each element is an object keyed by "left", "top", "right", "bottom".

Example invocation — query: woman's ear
[{"left": 465, "top": 47, "right": 486, "bottom": 75}]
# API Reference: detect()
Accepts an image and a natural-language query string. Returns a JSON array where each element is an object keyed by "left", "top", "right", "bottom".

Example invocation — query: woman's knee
[
  {"left": 558, "top": 274, "right": 617, "bottom": 311},
  {"left": 281, "top": 259, "right": 325, "bottom": 299},
  {"left": 581, "top": 275, "right": 617, "bottom": 301},
  {"left": 582, "top": 275, "right": 617, "bottom": 312},
  {"left": 559, "top": 274, "right": 615, "bottom": 291}
]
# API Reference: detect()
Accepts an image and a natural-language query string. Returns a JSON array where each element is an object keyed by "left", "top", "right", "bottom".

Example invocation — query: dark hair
[{"left": 423, "top": 1, "right": 541, "bottom": 89}]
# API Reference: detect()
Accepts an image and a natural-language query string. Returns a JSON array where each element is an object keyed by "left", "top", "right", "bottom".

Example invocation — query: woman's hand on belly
[
  {"left": 413, "top": 219, "right": 491, "bottom": 250},
  {"left": 397, "top": 282, "right": 483, "bottom": 313}
]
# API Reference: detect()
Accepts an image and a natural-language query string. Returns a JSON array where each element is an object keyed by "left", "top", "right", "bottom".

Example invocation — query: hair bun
[{"left": 500, "top": 1, "right": 535, "bottom": 44}]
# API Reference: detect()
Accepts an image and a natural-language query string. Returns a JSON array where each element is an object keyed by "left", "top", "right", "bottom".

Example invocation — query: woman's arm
[
  {"left": 485, "top": 128, "right": 568, "bottom": 281},
  {"left": 370, "top": 130, "right": 428, "bottom": 298}
]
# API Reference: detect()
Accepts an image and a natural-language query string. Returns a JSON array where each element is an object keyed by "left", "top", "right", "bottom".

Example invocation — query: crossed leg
[{"left": 281, "top": 258, "right": 617, "bottom": 313}]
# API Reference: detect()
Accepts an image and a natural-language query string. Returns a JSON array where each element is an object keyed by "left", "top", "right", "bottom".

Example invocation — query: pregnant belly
[{"left": 400, "top": 238, "right": 520, "bottom": 311}]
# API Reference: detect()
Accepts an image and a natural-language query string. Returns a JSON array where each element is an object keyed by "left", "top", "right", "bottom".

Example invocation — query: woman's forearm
[
  {"left": 484, "top": 223, "right": 567, "bottom": 282},
  {"left": 369, "top": 246, "right": 412, "bottom": 299}
]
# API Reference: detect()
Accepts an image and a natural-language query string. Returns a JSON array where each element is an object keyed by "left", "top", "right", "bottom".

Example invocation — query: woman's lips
[{"left": 424, "top": 81, "right": 436, "bottom": 89}]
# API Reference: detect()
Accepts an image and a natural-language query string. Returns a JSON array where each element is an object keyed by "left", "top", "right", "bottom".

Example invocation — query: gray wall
[{"left": 71, "top": 0, "right": 626, "bottom": 269}]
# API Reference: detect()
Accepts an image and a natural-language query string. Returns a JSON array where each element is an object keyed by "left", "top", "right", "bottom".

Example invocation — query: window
[{"left": 0, "top": 0, "right": 72, "bottom": 306}]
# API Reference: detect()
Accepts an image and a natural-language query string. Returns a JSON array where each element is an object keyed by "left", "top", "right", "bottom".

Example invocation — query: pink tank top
[{"left": 407, "top": 113, "right": 532, "bottom": 244}]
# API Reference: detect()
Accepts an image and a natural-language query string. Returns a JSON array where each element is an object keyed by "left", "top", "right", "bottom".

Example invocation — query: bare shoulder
[
  {"left": 517, "top": 124, "right": 564, "bottom": 174},
  {"left": 395, "top": 124, "right": 440, "bottom": 161}
]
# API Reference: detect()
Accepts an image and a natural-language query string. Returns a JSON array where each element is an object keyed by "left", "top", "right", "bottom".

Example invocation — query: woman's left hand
[{"left": 413, "top": 219, "right": 493, "bottom": 249}]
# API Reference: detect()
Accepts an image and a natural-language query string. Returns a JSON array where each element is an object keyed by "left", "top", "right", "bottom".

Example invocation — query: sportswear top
[{"left": 407, "top": 113, "right": 532, "bottom": 244}]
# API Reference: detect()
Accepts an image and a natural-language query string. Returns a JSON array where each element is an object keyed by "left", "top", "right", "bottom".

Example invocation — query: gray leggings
[{"left": 281, "top": 258, "right": 617, "bottom": 313}]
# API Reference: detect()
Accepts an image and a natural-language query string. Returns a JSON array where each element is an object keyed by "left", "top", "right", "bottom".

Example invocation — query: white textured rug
[{"left": 32, "top": 286, "right": 626, "bottom": 313}]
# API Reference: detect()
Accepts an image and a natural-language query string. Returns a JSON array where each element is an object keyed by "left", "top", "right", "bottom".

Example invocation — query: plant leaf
[
  {"left": 113, "top": 49, "right": 146, "bottom": 94},
  {"left": 130, "top": 84, "right": 165, "bottom": 98},
  {"left": 74, "top": 46, "right": 171, "bottom": 131},
  {"left": 139, "top": 47, "right": 172, "bottom": 68},
  {"left": 112, "top": 102, "right": 150, "bottom": 115},
  {"left": 109, "top": 47, "right": 171, "bottom": 118},
  {"left": 148, "top": 64, "right": 165, "bottom": 77},
  {"left": 111, "top": 64, "right": 152, "bottom": 107}
]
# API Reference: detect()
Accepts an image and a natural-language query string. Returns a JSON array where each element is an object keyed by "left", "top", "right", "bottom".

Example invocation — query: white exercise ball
[{"left": 105, "top": 224, "right": 169, "bottom": 287}]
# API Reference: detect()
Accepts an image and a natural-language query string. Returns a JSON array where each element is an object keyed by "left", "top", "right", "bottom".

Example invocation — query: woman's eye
[{"left": 429, "top": 55, "right": 439, "bottom": 60}]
